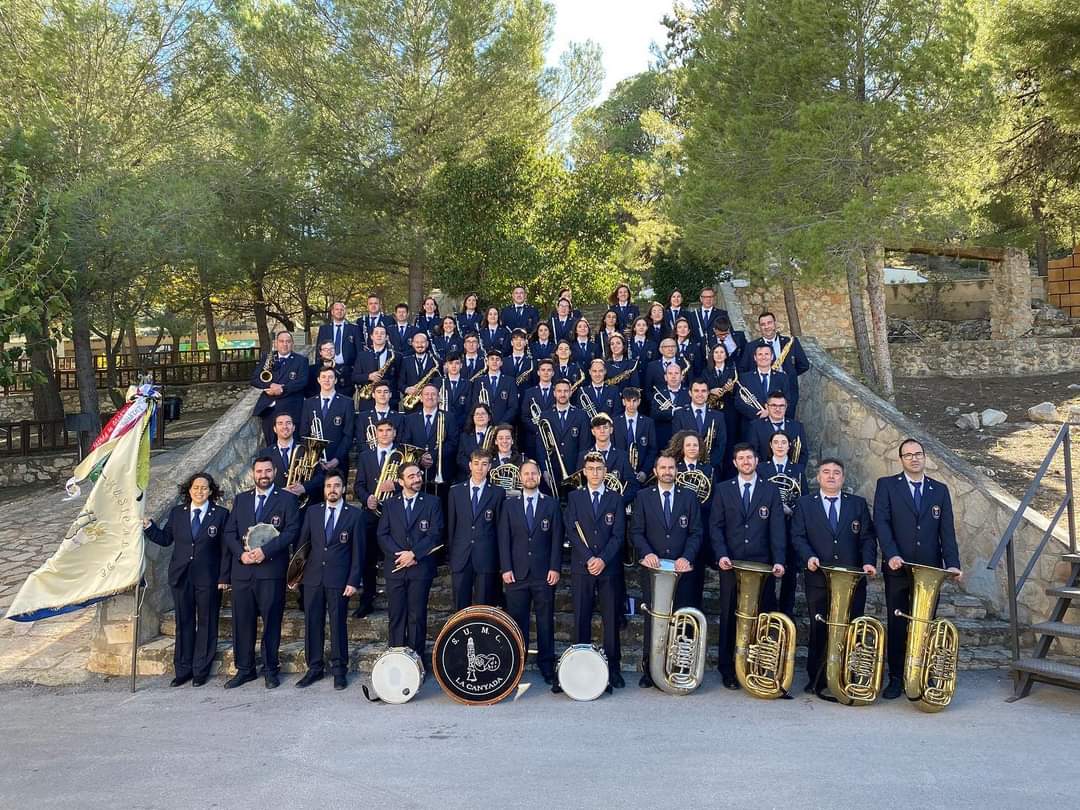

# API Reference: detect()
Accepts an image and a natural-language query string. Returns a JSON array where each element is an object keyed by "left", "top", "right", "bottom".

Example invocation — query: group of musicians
[{"left": 143, "top": 284, "right": 963, "bottom": 700}]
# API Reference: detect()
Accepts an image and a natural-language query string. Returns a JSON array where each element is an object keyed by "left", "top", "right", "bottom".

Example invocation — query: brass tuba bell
[
  {"left": 814, "top": 565, "right": 885, "bottom": 705},
  {"left": 642, "top": 561, "right": 707, "bottom": 695},
  {"left": 732, "top": 560, "right": 796, "bottom": 699},
  {"left": 895, "top": 563, "right": 959, "bottom": 712}
]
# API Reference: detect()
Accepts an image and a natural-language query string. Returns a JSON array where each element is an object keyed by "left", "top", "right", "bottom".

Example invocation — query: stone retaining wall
[
  {"left": 0, "top": 454, "right": 72, "bottom": 488},
  {"left": 891, "top": 336, "right": 1080, "bottom": 378}
]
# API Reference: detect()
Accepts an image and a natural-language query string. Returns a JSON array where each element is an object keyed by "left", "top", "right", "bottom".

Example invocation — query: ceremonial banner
[{"left": 5, "top": 384, "right": 158, "bottom": 622}]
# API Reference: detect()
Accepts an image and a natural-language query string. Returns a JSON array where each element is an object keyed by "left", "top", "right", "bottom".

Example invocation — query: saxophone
[
  {"left": 771, "top": 335, "right": 794, "bottom": 372},
  {"left": 258, "top": 350, "right": 277, "bottom": 383},
  {"left": 605, "top": 360, "right": 639, "bottom": 387},
  {"left": 706, "top": 367, "right": 738, "bottom": 409},
  {"left": 357, "top": 348, "right": 396, "bottom": 399},
  {"left": 642, "top": 562, "right": 707, "bottom": 695},
  {"left": 814, "top": 566, "right": 885, "bottom": 705},
  {"left": 895, "top": 563, "right": 959, "bottom": 712},
  {"left": 732, "top": 561, "right": 796, "bottom": 699},
  {"left": 401, "top": 362, "right": 439, "bottom": 410}
]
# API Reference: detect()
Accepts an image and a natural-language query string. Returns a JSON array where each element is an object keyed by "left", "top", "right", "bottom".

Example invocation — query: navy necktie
[
  {"left": 559, "top": 410, "right": 566, "bottom": 428},
  {"left": 696, "top": 409, "right": 705, "bottom": 434},
  {"left": 742, "top": 483, "right": 751, "bottom": 516},
  {"left": 281, "top": 446, "right": 289, "bottom": 469},
  {"left": 405, "top": 498, "right": 414, "bottom": 521},
  {"left": 379, "top": 450, "right": 386, "bottom": 468},
  {"left": 526, "top": 497, "right": 535, "bottom": 532},
  {"left": 913, "top": 481, "right": 923, "bottom": 512},
  {"left": 190, "top": 508, "right": 202, "bottom": 538},
  {"left": 477, "top": 432, "right": 484, "bottom": 446},
  {"left": 322, "top": 398, "right": 330, "bottom": 421},
  {"left": 760, "top": 373, "right": 768, "bottom": 389},
  {"left": 255, "top": 493, "right": 266, "bottom": 522},
  {"left": 663, "top": 490, "right": 672, "bottom": 528},
  {"left": 426, "top": 414, "right": 433, "bottom": 433},
  {"left": 334, "top": 324, "right": 342, "bottom": 355},
  {"left": 827, "top": 496, "right": 839, "bottom": 533},
  {"left": 592, "top": 490, "right": 600, "bottom": 518},
  {"left": 324, "top": 506, "right": 336, "bottom": 540},
  {"left": 472, "top": 486, "right": 480, "bottom": 518},
  {"left": 627, "top": 419, "right": 635, "bottom": 445},
  {"left": 776, "top": 463, "right": 784, "bottom": 475}
]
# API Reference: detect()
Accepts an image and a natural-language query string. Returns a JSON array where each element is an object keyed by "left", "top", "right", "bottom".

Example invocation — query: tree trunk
[
  {"left": 864, "top": 243, "right": 894, "bottom": 400},
  {"left": 780, "top": 271, "right": 803, "bottom": 336},
  {"left": 845, "top": 251, "right": 876, "bottom": 384},
  {"left": 69, "top": 285, "right": 101, "bottom": 430},
  {"left": 1031, "top": 198, "right": 1049, "bottom": 277},
  {"left": 28, "top": 312, "right": 64, "bottom": 421},
  {"left": 251, "top": 261, "right": 271, "bottom": 351},
  {"left": 201, "top": 272, "right": 221, "bottom": 382},
  {"left": 408, "top": 236, "right": 425, "bottom": 312},
  {"left": 126, "top": 320, "right": 141, "bottom": 370},
  {"left": 105, "top": 324, "right": 124, "bottom": 393}
]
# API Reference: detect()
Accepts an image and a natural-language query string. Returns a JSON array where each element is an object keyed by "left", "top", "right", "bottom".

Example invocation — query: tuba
[
  {"left": 642, "top": 561, "right": 707, "bottom": 695},
  {"left": 895, "top": 563, "right": 959, "bottom": 712},
  {"left": 814, "top": 566, "right": 885, "bottom": 705},
  {"left": 732, "top": 561, "right": 796, "bottom": 699}
]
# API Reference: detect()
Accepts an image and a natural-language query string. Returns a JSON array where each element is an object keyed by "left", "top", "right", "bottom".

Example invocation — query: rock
[
  {"left": 1027, "top": 402, "right": 1059, "bottom": 423},
  {"left": 955, "top": 412, "right": 981, "bottom": 431},
  {"left": 1069, "top": 384, "right": 1080, "bottom": 391},
  {"left": 945, "top": 406, "right": 960, "bottom": 416},
  {"left": 1069, "top": 405, "right": 1080, "bottom": 424},
  {"left": 1034, "top": 303, "right": 1069, "bottom": 324},
  {"left": 980, "top": 408, "right": 1007, "bottom": 427}
]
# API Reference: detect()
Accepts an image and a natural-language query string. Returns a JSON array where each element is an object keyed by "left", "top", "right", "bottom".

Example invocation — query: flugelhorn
[
  {"left": 732, "top": 560, "right": 796, "bottom": 699},
  {"left": 814, "top": 566, "right": 885, "bottom": 705},
  {"left": 895, "top": 563, "right": 959, "bottom": 712},
  {"left": 285, "top": 414, "right": 329, "bottom": 505},
  {"left": 642, "top": 561, "right": 707, "bottom": 695},
  {"left": 652, "top": 386, "right": 681, "bottom": 413}
]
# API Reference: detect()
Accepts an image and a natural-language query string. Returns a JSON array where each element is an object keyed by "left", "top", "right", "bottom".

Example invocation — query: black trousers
[
  {"left": 572, "top": 572, "right": 623, "bottom": 672},
  {"left": 804, "top": 571, "right": 867, "bottom": 685},
  {"left": 883, "top": 570, "right": 938, "bottom": 678},
  {"left": 303, "top": 584, "right": 350, "bottom": 675},
  {"left": 386, "top": 576, "right": 434, "bottom": 659},
  {"left": 231, "top": 577, "right": 286, "bottom": 676},
  {"left": 714, "top": 568, "right": 777, "bottom": 677},
  {"left": 639, "top": 566, "right": 697, "bottom": 668},
  {"left": 451, "top": 561, "right": 499, "bottom": 611},
  {"left": 359, "top": 525, "right": 382, "bottom": 607},
  {"left": 771, "top": 541, "right": 799, "bottom": 618},
  {"left": 170, "top": 576, "right": 221, "bottom": 679},
  {"left": 505, "top": 575, "right": 557, "bottom": 677}
]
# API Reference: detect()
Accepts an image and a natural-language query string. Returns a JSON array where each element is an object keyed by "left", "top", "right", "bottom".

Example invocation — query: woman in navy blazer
[
  {"left": 608, "top": 283, "right": 639, "bottom": 330},
  {"left": 456, "top": 292, "right": 483, "bottom": 336},
  {"left": 414, "top": 296, "right": 441, "bottom": 336},
  {"left": 529, "top": 321, "right": 556, "bottom": 360},
  {"left": 143, "top": 472, "right": 230, "bottom": 687}
]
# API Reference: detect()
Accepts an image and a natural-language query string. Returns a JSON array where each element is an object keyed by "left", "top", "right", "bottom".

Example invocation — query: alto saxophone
[
  {"left": 706, "top": 368, "right": 737, "bottom": 409},
  {"left": 259, "top": 350, "right": 277, "bottom": 383},
  {"left": 814, "top": 566, "right": 885, "bottom": 705},
  {"left": 732, "top": 561, "right": 796, "bottom": 699},
  {"left": 605, "top": 360, "right": 639, "bottom": 387},
  {"left": 401, "top": 362, "right": 439, "bottom": 410},
  {"left": 771, "top": 334, "right": 794, "bottom": 372},
  {"left": 642, "top": 561, "right": 707, "bottom": 695},
  {"left": 895, "top": 563, "right": 960, "bottom": 712},
  {"left": 357, "top": 348, "right": 396, "bottom": 399}
]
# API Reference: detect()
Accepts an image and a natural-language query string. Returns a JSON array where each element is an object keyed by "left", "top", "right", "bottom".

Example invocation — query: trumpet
[
  {"left": 365, "top": 421, "right": 377, "bottom": 452},
  {"left": 737, "top": 379, "right": 764, "bottom": 413},
  {"left": 706, "top": 368, "right": 738, "bottom": 409},
  {"left": 258, "top": 350, "right": 277, "bottom": 384},
  {"left": 732, "top": 560, "right": 796, "bottom": 699},
  {"left": 357, "top": 348, "right": 395, "bottom": 399},
  {"left": 401, "top": 363, "right": 439, "bottom": 410},
  {"left": 703, "top": 420, "right": 715, "bottom": 459},
  {"left": 814, "top": 566, "right": 885, "bottom": 705},
  {"left": 652, "top": 386, "right": 682, "bottom": 413},
  {"left": 578, "top": 389, "right": 598, "bottom": 419}
]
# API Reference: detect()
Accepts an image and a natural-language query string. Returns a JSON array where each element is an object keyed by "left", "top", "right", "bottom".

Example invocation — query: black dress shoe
[
  {"left": 639, "top": 673, "right": 655, "bottom": 689},
  {"left": 610, "top": 672, "right": 625, "bottom": 689},
  {"left": 223, "top": 672, "right": 257, "bottom": 689},
  {"left": 264, "top": 671, "right": 281, "bottom": 689},
  {"left": 192, "top": 676, "right": 208, "bottom": 687},
  {"left": 551, "top": 682, "right": 563, "bottom": 694},
  {"left": 721, "top": 675, "right": 740, "bottom": 690},
  {"left": 295, "top": 670, "right": 324, "bottom": 688},
  {"left": 170, "top": 673, "right": 193, "bottom": 687},
  {"left": 882, "top": 676, "right": 904, "bottom": 700},
  {"left": 334, "top": 674, "right": 347, "bottom": 691},
  {"left": 351, "top": 601, "right": 374, "bottom": 619}
]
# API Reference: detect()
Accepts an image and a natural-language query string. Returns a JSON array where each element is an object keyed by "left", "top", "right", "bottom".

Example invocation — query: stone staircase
[{"left": 136, "top": 564, "right": 1020, "bottom": 677}]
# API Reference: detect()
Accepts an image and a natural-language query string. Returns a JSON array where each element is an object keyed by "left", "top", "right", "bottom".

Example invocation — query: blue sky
[{"left": 546, "top": 0, "right": 674, "bottom": 99}]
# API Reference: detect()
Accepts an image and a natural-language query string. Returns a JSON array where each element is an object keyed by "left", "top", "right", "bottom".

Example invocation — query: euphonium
[
  {"left": 642, "top": 561, "right": 707, "bottom": 695},
  {"left": 814, "top": 566, "right": 885, "bottom": 705},
  {"left": 401, "top": 363, "right": 439, "bottom": 410},
  {"left": 285, "top": 415, "right": 329, "bottom": 504},
  {"left": 259, "top": 350, "right": 277, "bottom": 383},
  {"left": 895, "top": 563, "right": 959, "bottom": 712},
  {"left": 732, "top": 561, "right": 796, "bottom": 699}
]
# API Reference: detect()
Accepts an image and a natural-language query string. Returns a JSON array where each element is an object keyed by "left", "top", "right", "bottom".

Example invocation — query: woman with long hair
[
  {"left": 702, "top": 343, "right": 738, "bottom": 479},
  {"left": 457, "top": 292, "right": 482, "bottom": 336},
  {"left": 627, "top": 316, "right": 658, "bottom": 365},
  {"left": 594, "top": 309, "right": 621, "bottom": 360},
  {"left": 456, "top": 404, "right": 495, "bottom": 480},
  {"left": 570, "top": 316, "right": 595, "bottom": 366},
  {"left": 672, "top": 316, "right": 703, "bottom": 378},
  {"left": 552, "top": 339, "right": 581, "bottom": 384},
  {"left": 415, "top": 296, "right": 441, "bottom": 336},
  {"left": 530, "top": 320, "right": 556, "bottom": 360},
  {"left": 645, "top": 301, "right": 666, "bottom": 343},
  {"left": 665, "top": 430, "right": 715, "bottom": 606},
  {"left": 604, "top": 333, "right": 639, "bottom": 392},
  {"left": 432, "top": 314, "right": 464, "bottom": 361},
  {"left": 607, "top": 283, "right": 638, "bottom": 330},
  {"left": 480, "top": 305, "right": 510, "bottom": 356}
]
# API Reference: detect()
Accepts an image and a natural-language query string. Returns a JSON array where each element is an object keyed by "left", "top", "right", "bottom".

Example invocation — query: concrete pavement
[{"left": 0, "top": 670, "right": 1077, "bottom": 808}]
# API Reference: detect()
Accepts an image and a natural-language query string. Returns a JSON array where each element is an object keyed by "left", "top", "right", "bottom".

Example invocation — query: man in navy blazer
[
  {"left": 447, "top": 449, "right": 507, "bottom": 610},
  {"left": 575, "top": 412, "right": 639, "bottom": 506},
  {"left": 352, "top": 419, "right": 401, "bottom": 617},
  {"left": 790, "top": 458, "right": 877, "bottom": 695},
  {"left": 296, "top": 369, "right": 355, "bottom": 502},
  {"left": 612, "top": 388, "right": 657, "bottom": 484},
  {"left": 386, "top": 303, "right": 421, "bottom": 356},
  {"left": 709, "top": 443, "right": 787, "bottom": 689},
  {"left": 734, "top": 344, "right": 791, "bottom": 436},
  {"left": 251, "top": 331, "right": 309, "bottom": 446},
  {"left": 747, "top": 391, "right": 808, "bottom": 465},
  {"left": 576, "top": 359, "right": 623, "bottom": 420},
  {"left": 672, "top": 379, "right": 728, "bottom": 469},
  {"left": 467, "top": 350, "right": 519, "bottom": 425},
  {"left": 521, "top": 359, "right": 557, "bottom": 461},
  {"left": 501, "top": 286, "right": 541, "bottom": 333},
  {"left": 222, "top": 457, "right": 301, "bottom": 689},
  {"left": 707, "top": 315, "right": 748, "bottom": 368},
  {"left": 377, "top": 462, "right": 444, "bottom": 660},
  {"left": 316, "top": 302, "right": 361, "bottom": 368},
  {"left": 631, "top": 453, "right": 703, "bottom": 689},
  {"left": 739, "top": 312, "right": 811, "bottom": 417},
  {"left": 259, "top": 412, "right": 298, "bottom": 491},
  {"left": 295, "top": 471, "right": 364, "bottom": 691},
  {"left": 356, "top": 294, "right": 393, "bottom": 346},
  {"left": 540, "top": 379, "right": 590, "bottom": 486},
  {"left": 564, "top": 452, "right": 627, "bottom": 689},
  {"left": 499, "top": 460, "right": 563, "bottom": 685},
  {"left": 651, "top": 363, "right": 691, "bottom": 450},
  {"left": 352, "top": 327, "right": 398, "bottom": 412},
  {"left": 401, "top": 384, "right": 458, "bottom": 491},
  {"left": 873, "top": 438, "right": 962, "bottom": 699}
]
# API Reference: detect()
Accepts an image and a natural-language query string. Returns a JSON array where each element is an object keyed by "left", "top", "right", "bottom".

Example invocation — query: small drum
[
  {"left": 556, "top": 644, "right": 609, "bottom": 701},
  {"left": 370, "top": 647, "right": 425, "bottom": 704},
  {"left": 432, "top": 606, "right": 525, "bottom": 705}
]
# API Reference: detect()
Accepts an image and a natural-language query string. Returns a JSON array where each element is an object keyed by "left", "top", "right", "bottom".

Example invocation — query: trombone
[
  {"left": 530, "top": 400, "right": 559, "bottom": 495},
  {"left": 433, "top": 410, "right": 446, "bottom": 486}
]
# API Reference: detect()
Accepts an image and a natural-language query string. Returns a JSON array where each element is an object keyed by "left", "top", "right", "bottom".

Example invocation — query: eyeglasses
[{"left": 901, "top": 452, "right": 925, "bottom": 460}]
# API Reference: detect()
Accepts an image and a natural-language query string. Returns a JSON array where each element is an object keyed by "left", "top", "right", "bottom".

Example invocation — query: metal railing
[
  {"left": 0, "top": 411, "right": 166, "bottom": 457},
  {"left": 986, "top": 422, "right": 1077, "bottom": 661},
  {"left": 3, "top": 354, "right": 258, "bottom": 395}
]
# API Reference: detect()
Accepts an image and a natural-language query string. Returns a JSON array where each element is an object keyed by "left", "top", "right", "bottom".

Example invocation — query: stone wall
[
  {"left": 992, "top": 248, "right": 1035, "bottom": 339},
  {"left": 731, "top": 277, "right": 866, "bottom": 349},
  {"left": 86, "top": 388, "right": 264, "bottom": 675},
  {"left": 890, "top": 336, "right": 1080, "bottom": 378},
  {"left": 0, "top": 454, "right": 73, "bottom": 488},
  {"left": 797, "top": 340, "right": 1073, "bottom": 627},
  {"left": 0, "top": 381, "right": 247, "bottom": 421}
]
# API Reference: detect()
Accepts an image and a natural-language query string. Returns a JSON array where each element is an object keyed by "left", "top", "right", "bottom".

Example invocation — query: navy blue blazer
[
  {"left": 627, "top": 337, "right": 658, "bottom": 365},
  {"left": 354, "top": 409, "right": 404, "bottom": 456},
  {"left": 701, "top": 364, "right": 738, "bottom": 411},
  {"left": 145, "top": 502, "right": 230, "bottom": 588},
  {"left": 604, "top": 359, "right": 640, "bottom": 392},
  {"left": 574, "top": 445, "right": 638, "bottom": 506},
  {"left": 756, "top": 459, "right": 808, "bottom": 502},
  {"left": 387, "top": 322, "right": 421, "bottom": 356},
  {"left": 790, "top": 492, "right": 876, "bottom": 570},
  {"left": 575, "top": 383, "right": 622, "bottom": 420},
  {"left": 467, "top": 373, "right": 519, "bottom": 425},
  {"left": 501, "top": 304, "right": 540, "bottom": 333},
  {"left": 748, "top": 417, "right": 808, "bottom": 465},
  {"left": 305, "top": 361, "right": 354, "bottom": 399},
  {"left": 630, "top": 485, "right": 702, "bottom": 562},
  {"left": 612, "top": 413, "right": 657, "bottom": 475},
  {"left": 456, "top": 311, "right": 482, "bottom": 336},
  {"left": 353, "top": 445, "right": 402, "bottom": 505},
  {"left": 498, "top": 491, "right": 563, "bottom": 580},
  {"left": 650, "top": 386, "right": 691, "bottom": 446},
  {"left": 505, "top": 353, "right": 534, "bottom": 388},
  {"left": 529, "top": 340, "right": 555, "bottom": 361},
  {"left": 258, "top": 442, "right": 321, "bottom": 498},
  {"left": 352, "top": 345, "right": 399, "bottom": 403},
  {"left": 479, "top": 325, "right": 511, "bottom": 356},
  {"left": 709, "top": 476, "right": 786, "bottom": 565},
  {"left": 521, "top": 385, "right": 557, "bottom": 434},
  {"left": 432, "top": 333, "right": 465, "bottom": 362},
  {"left": 455, "top": 429, "right": 491, "bottom": 482},
  {"left": 689, "top": 307, "right": 726, "bottom": 341},
  {"left": 739, "top": 334, "right": 811, "bottom": 393},
  {"left": 643, "top": 357, "right": 688, "bottom": 400},
  {"left": 672, "top": 405, "right": 728, "bottom": 469},
  {"left": 300, "top": 393, "right": 354, "bottom": 469},
  {"left": 415, "top": 312, "right": 441, "bottom": 337},
  {"left": 705, "top": 331, "right": 748, "bottom": 368},
  {"left": 447, "top": 481, "right": 506, "bottom": 574},
  {"left": 299, "top": 501, "right": 365, "bottom": 589},
  {"left": 439, "top": 376, "right": 472, "bottom": 431},
  {"left": 734, "top": 368, "right": 792, "bottom": 422},
  {"left": 251, "top": 352, "right": 308, "bottom": 418},
  {"left": 872, "top": 473, "right": 960, "bottom": 569},
  {"left": 673, "top": 339, "right": 704, "bottom": 378},
  {"left": 398, "top": 352, "right": 440, "bottom": 402},
  {"left": 356, "top": 312, "right": 394, "bottom": 345},
  {"left": 552, "top": 362, "right": 582, "bottom": 387},
  {"left": 564, "top": 488, "right": 626, "bottom": 576},
  {"left": 377, "top": 493, "right": 444, "bottom": 581},
  {"left": 316, "top": 321, "right": 361, "bottom": 367},
  {"left": 541, "top": 406, "right": 590, "bottom": 478},
  {"left": 664, "top": 307, "right": 688, "bottom": 337},
  {"left": 401, "top": 410, "right": 459, "bottom": 482},
  {"left": 569, "top": 338, "right": 597, "bottom": 367},
  {"left": 608, "top": 303, "right": 640, "bottom": 330},
  {"left": 461, "top": 353, "right": 485, "bottom": 381},
  {"left": 550, "top": 315, "right": 579, "bottom": 343},
  {"left": 223, "top": 488, "right": 301, "bottom": 581}
]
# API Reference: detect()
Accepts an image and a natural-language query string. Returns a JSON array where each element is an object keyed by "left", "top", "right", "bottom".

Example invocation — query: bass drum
[
  {"left": 370, "top": 647, "right": 425, "bottom": 704},
  {"left": 556, "top": 644, "right": 609, "bottom": 701},
  {"left": 432, "top": 606, "right": 525, "bottom": 705}
]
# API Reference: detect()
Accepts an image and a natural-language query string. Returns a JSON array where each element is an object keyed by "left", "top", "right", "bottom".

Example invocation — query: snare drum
[
  {"left": 556, "top": 644, "right": 609, "bottom": 701},
  {"left": 370, "top": 647, "right": 425, "bottom": 704},
  {"left": 432, "top": 606, "right": 525, "bottom": 705}
]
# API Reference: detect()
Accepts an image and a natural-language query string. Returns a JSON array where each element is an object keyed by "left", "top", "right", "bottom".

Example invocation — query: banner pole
[{"left": 130, "top": 580, "right": 141, "bottom": 693}]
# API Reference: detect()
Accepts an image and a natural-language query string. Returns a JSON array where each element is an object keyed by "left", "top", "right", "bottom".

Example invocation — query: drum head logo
[
  {"left": 207, "top": 526, "right": 218, "bottom": 538},
  {"left": 932, "top": 505, "right": 941, "bottom": 519},
  {"left": 604, "top": 512, "right": 614, "bottom": 526},
  {"left": 758, "top": 506, "right": 769, "bottom": 519},
  {"left": 679, "top": 515, "right": 688, "bottom": 528},
  {"left": 541, "top": 518, "right": 550, "bottom": 531},
  {"left": 851, "top": 520, "right": 860, "bottom": 534},
  {"left": 435, "top": 617, "right": 524, "bottom": 704}
]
